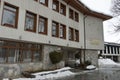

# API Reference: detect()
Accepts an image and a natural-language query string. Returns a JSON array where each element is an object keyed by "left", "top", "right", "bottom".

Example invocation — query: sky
[{"left": 80, "top": 0, "right": 120, "bottom": 43}]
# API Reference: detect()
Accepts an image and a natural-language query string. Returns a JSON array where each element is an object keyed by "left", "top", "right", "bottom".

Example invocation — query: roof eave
[{"left": 63, "top": 0, "right": 112, "bottom": 20}]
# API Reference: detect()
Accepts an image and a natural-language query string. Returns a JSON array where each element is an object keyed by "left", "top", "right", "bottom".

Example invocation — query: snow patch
[
  {"left": 86, "top": 65, "right": 96, "bottom": 70},
  {"left": 98, "top": 58, "right": 120, "bottom": 68},
  {"left": 12, "top": 67, "right": 74, "bottom": 80}
]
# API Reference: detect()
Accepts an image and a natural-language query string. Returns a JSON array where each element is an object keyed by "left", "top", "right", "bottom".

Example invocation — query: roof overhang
[{"left": 63, "top": 0, "right": 112, "bottom": 20}]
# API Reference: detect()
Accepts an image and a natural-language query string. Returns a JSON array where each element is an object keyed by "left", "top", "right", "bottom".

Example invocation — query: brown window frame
[
  {"left": 75, "top": 12, "right": 79, "bottom": 22},
  {"left": 1, "top": 2, "right": 19, "bottom": 29},
  {"left": 39, "top": 0, "right": 48, "bottom": 7},
  {"left": 34, "top": 0, "right": 38, "bottom": 1},
  {"left": 52, "top": 0, "right": 59, "bottom": 12},
  {"left": 75, "top": 29, "right": 79, "bottom": 42},
  {"left": 69, "top": 27, "right": 74, "bottom": 41},
  {"left": 60, "top": 3, "right": 66, "bottom": 16},
  {"left": 38, "top": 16, "right": 48, "bottom": 35},
  {"left": 59, "top": 24, "right": 66, "bottom": 39},
  {"left": 25, "top": 11, "right": 37, "bottom": 32},
  {"left": 52, "top": 21, "right": 59, "bottom": 37}
]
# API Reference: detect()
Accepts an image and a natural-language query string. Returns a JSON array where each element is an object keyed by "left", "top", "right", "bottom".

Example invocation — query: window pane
[
  {"left": 2, "top": 6, "right": 16, "bottom": 27},
  {"left": 53, "top": 4, "right": 57, "bottom": 10},
  {"left": 59, "top": 25, "right": 63, "bottom": 38},
  {"left": 75, "top": 30, "right": 79, "bottom": 42},
  {"left": 25, "top": 17, "right": 34, "bottom": 30},
  {"left": 69, "top": 9, "right": 74, "bottom": 19},
  {"left": 52, "top": 22, "right": 57, "bottom": 36},
  {"left": 0, "top": 48, "right": 7, "bottom": 63},
  {"left": 8, "top": 48, "right": 15, "bottom": 63},
  {"left": 25, "top": 12, "right": 36, "bottom": 31},
  {"left": 23, "top": 50, "right": 31, "bottom": 62},
  {"left": 69, "top": 28, "right": 74, "bottom": 40},
  {"left": 60, "top": 3, "right": 66, "bottom": 15},
  {"left": 52, "top": 0, "right": 59, "bottom": 12},
  {"left": 39, "top": 18, "right": 45, "bottom": 33}
]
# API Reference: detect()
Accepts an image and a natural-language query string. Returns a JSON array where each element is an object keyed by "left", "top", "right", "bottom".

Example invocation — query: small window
[
  {"left": 52, "top": 0, "right": 59, "bottom": 12},
  {"left": 69, "top": 8, "right": 74, "bottom": 19},
  {"left": 75, "top": 12, "right": 79, "bottom": 22},
  {"left": 39, "top": 0, "right": 48, "bottom": 6},
  {"left": 25, "top": 11, "right": 37, "bottom": 32},
  {"left": 52, "top": 21, "right": 59, "bottom": 37},
  {"left": 59, "top": 24, "right": 66, "bottom": 39},
  {"left": 60, "top": 3, "right": 66, "bottom": 16},
  {"left": 75, "top": 30, "right": 79, "bottom": 42},
  {"left": 69, "top": 27, "right": 74, "bottom": 41},
  {"left": 38, "top": 16, "right": 47, "bottom": 35},
  {"left": 1, "top": 3, "right": 19, "bottom": 28}
]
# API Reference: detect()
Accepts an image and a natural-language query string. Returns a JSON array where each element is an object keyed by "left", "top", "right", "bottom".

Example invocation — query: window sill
[
  {"left": 25, "top": 29, "right": 36, "bottom": 33},
  {"left": 2, "top": 24, "right": 17, "bottom": 29}
]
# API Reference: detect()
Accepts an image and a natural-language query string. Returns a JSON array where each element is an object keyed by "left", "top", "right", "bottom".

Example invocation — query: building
[
  {"left": 0, "top": 0, "right": 111, "bottom": 78},
  {"left": 100, "top": 42, "right": 120, "bottom": 62}
]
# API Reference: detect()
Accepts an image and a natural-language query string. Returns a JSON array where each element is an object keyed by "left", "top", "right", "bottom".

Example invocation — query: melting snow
[
  {"left": 12, "top": 67, "right": 74, "bottom": 80},
  {"left": 98, "top": 58, "right": 120, "bottom": 68}
]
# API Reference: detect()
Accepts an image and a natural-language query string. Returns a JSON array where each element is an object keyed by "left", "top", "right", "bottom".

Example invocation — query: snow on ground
[
  {"left": 12, "top": 67, "right": 74, "bottom": 80},
  {"left": 98, "top": 58, "right": 120, "bottom": 68},
  {"left": 86, "top": 65, "right": 96, "bottom": 70}
]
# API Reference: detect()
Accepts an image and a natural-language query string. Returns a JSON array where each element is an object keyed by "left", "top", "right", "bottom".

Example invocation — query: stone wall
[
  {"left": 84, "top": 50, "right": 98, "bottom": 66},
  {"left": 43, "top": 45, "right": 65, "bottom": 70},
  {"left": 0, "top": 45, "right": 66, "bottom": 78},
  {"left": 0, "top": 62, "right": 43, "bottom": 78}
]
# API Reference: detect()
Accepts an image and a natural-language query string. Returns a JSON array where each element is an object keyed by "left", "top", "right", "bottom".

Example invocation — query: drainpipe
[{"left": 83, "top": 14, "right": 88, "bottom": 64}]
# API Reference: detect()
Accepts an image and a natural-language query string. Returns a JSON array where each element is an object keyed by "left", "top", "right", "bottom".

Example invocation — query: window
[
  {"left": 75, "top": 12, "right": 79, "bottom": 22},
  {"left": 25, "top": 11, "right": 37, "bottom": 32},
  {"left": 69, "top": 27, "right": 74, "bottom": 41},
  {"left": 38, "top": 16, "right": 47, "bottom": 34},
  {"left": 39, "top": 0, "right": 48, "bottom": 6},
  {"left": 75, "top": 30, "right": 79, "bottom": 42},
  {"left": 52, "top": 21, "right": 59, "bottom": 37},
  {"left": 52, "top": 0, "right": 59, "bottom": 12},
  {"left": 60, "top": 3, "right": 66, "bottom": 16},
  {"left": 1, "top": 3, "right": 18, "bottom": 28},
  {"left": 69, "top": 9, "right": 74, "bottom": 19},
  {"left": 59, "top": 24, "right": 66, "bottom": 39},
  {"left": 0, "top": 40, "right": 42, "bottom": 63}
]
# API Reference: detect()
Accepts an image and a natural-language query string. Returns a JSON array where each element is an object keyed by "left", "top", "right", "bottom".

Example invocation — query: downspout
[{"left": 83, "top": 14, "right": 88, "bottom": 63}]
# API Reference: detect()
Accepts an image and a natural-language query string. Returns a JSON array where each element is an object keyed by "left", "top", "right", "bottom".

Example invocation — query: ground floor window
[{"left": 0, "top": 40, "right": 42, "bottom": 63}]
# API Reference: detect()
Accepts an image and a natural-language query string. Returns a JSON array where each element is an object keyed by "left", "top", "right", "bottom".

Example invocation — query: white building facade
[{"left": 0, "top": 0, "right": 111, "bottom": 78}]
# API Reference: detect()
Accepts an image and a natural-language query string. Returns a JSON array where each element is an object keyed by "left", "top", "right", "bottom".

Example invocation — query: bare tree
[
  {"left": 111, "top": 0, "right": 120, "bottom": 32},
  {"left": 111, "top": 0, "right": 120, "bottom": 16}
]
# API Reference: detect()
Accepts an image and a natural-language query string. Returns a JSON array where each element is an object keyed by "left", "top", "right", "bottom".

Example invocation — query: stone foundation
[
  {"left": 84, "top": 50, "right": 98, "bottom": 66},
  {"left": 0, "top": 62, "right": 43, "bottom": 78}
]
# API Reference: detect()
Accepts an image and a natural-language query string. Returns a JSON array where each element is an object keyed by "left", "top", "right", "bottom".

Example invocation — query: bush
[
  {"left": 49, "top": 51, "right": 63, "bottom": 64},
  {"left": 84, "top": 60, "right": 91, "bottom": 66}
]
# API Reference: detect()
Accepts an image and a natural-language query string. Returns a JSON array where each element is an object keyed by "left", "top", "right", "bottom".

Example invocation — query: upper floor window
[
  {"left": 59, "top": 24, "right": 66, "bottom": 39},
  {"left": 69, "top": 8, "right": 79, "bottom": 22},
  {"left": 75, "top": 12, "right": 79, "bottom": 22},
  {"left": 52, "top": 21, "right": 59, "bottom": 37},
  {"left": 69, "top": 9, "right": 74, "bottom": 20},
  {"left": 60, "top": 3, "right": 66, "bottom": 16},
  {"left": 75, "top": 30, "right": 79, "bottom": 42},
  {"left": 1, "top": 3, "right": 19, "bottom": 28},
  {"left": 38, "top": 16, "right": 48, "bottom": 35},
  {"left": 39, "top": 0, "right": 48, "bottom": 6},
  {"left": 52, "top": 0, "right": 59, "bottom": 12},
  {"left": 69, "top": 27, "right": 74, "bottom": 41},
  {"left": 25, "top": 11, "right": 37, "bottom": 32}
]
